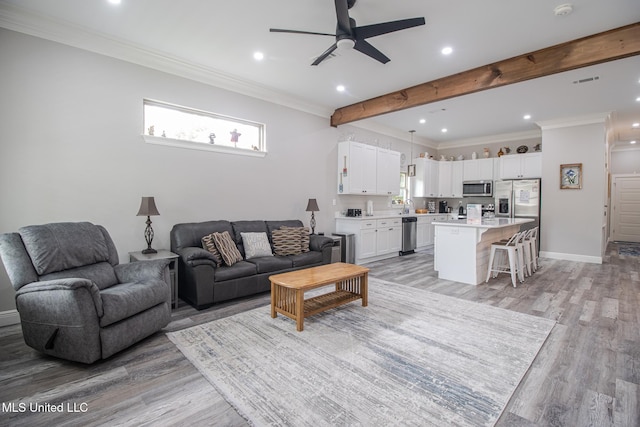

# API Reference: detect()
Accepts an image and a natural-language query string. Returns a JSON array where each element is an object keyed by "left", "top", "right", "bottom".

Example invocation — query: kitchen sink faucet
[{"left": 403, "top": 199, "right": 414, "bottom": 214}]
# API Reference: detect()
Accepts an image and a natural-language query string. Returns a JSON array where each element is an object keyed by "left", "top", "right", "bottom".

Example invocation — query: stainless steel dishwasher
[{"left": 400, "top": 216, "right": 417, "bottom": 255}]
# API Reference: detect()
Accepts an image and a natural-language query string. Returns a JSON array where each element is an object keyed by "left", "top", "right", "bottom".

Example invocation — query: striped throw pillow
[
  {"left": 272, "top": 228, "right": 302, "bottom": 256},
  {"left": 212, "top": 231, "right": 243, "bottom": 266},
  {"left": 201, "top": 233, "right": 224, "bottom": 267},
  {"left": 282, "top": 226, "right": 311, "bottom": 252}
]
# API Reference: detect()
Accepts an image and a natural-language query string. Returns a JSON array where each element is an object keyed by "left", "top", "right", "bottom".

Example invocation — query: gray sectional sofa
[{"left": 170, "top": 220, "right": 334, "bottom": 309}]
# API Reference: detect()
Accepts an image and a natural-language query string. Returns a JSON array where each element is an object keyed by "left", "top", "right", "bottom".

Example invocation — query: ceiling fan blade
[
  {"left": 270, "top": 28, "right": 336, "bottom": 37},
  {"left": 334, "top": 0, "right": 352, "bottom": 35},
  {"left": 354, "top": 17, "right": 425, "bottom": 39},
  {"left": 312, "top": 43, "right": 339, "bottom": 66},
  {"left": 354, "top": 39, "right": 390, "bottom": 64}
]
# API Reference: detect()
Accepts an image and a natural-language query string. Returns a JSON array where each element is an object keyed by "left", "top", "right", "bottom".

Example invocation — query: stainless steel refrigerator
[{"left": 494, "top": 179, "right": 541, "bottom": 250}]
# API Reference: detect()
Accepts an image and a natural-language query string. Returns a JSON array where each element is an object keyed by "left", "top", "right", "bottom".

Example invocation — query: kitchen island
[{"left": 432, "top": 218, "right": 533, "bottom": 285}]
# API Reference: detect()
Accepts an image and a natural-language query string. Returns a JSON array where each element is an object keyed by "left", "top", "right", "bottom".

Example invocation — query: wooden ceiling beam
[{"left": 330, "top": 22, "right": 640, "bottom": 127}]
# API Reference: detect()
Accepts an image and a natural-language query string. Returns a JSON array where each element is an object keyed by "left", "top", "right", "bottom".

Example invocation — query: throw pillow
[
  {"left": 241, "top": 232, "right": 273, "bottom": 259},
  {"left": 272, "top": 228, "right": 302, "bottom": 256},
  {"left": 201, "top": 233, "right": 223, "bottom": 267},
  {"left": 212, "top": 231, "right": 243, "bottom": 266},
  {"left": 282, "top": 226, "right": 311, "bottom": 252}
]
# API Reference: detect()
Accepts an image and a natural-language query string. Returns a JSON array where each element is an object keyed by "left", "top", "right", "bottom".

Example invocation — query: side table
[{"left": 129, "top": 250, "right": 179, "bottom": 309}]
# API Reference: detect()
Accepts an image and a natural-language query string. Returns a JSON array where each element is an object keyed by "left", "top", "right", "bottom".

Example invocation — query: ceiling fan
[{"left": 270, "top": 0, "right": 425, "bottom": 66}]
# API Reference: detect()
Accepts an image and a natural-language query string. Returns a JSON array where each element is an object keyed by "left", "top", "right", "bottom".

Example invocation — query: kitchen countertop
[
  {"left": 336, "top": 213, "right": 448, "bottom": 220},
  {"left": 432, "top": 217, "right": 533, "bottom": 228}
]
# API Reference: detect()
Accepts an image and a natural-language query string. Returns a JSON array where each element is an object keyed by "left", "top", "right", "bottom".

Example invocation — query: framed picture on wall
[{"left": 560, "top": 163, "right": 582, "bottom": 189}]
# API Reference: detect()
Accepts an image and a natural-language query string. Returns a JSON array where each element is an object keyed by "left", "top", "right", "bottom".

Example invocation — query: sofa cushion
[
  {"left": 282, "top": 226, "right": 311, "bottom": 253},
  {"left": 212, "top": 231, "right": 243, "bottom": 266},
  {"left": 214, "top": 261, "right": 257, "bottom": 282},
  {"left": 245, "top": 256, "right": 293, "bottom": 274},
  {"left": 19, "top": 222, "right": 111, "bottom": 275},
  {"left": 289, "top": 251, "right": 323, "bottom": 268},
  {"left": 99, "top": 279, "right": 169, "bottom": 327},
  {"left": 272, "top": 228, "right": 302, "bottom": 256},
  {"left": 201, "top": 234, "right": 223, "bottom": 267},
  {"left": 241, "top": 232, "right": 273, "bottom": 259}
]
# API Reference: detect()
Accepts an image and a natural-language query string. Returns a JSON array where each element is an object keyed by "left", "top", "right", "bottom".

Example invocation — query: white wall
[
  {"left": 611, "top": 149, "right": 640, "bottom": 174},
  {"left": 0, "top": 29, "right": 344, "bottom": 312},
  {"left": 539, "top": 120, "right": 607, "bottom": 262}
]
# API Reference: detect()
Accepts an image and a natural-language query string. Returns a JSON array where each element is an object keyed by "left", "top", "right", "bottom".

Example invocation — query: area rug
[
  {"left": 618, "top": 243, "right": 640, "bottom": 257},
  {"left": 167, "top": 280, "right": 555, "bottom": 427}
]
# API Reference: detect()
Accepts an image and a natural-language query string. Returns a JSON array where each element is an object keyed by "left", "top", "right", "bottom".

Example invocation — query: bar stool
[
  {"left": 525, "top": 226, "right": 539, "bottom": 273},
  {"left": 486, "top": 231, "right": 526, "bottom": 287}
]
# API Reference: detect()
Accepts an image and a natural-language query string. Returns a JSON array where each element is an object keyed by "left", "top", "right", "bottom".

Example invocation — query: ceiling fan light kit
[{"left": 270, "top": 0, "right": 425, "bottom": 66}]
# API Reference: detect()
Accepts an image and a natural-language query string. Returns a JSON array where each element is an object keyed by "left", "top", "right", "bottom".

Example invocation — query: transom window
[{"left": 143, "top": 99, "right": 266, "bottom": 156}]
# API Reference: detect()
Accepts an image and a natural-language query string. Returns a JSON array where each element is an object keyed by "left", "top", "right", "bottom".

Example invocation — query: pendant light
[{"left": 408, "top": 130, "right": 416, "bottom": 177}]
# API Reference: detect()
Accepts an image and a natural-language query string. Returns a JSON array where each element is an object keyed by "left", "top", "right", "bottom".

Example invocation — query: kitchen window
[
  {"left": 142, "top": 99, "right": 266, "bottom": 157},
  {"left": 392, "top": 172, "right": 408, "bottom": 205}
]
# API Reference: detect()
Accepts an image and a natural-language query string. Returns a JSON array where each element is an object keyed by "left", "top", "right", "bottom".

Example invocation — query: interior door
[{"left": 612, "top": 176, "right": 640, "bottom": 242}]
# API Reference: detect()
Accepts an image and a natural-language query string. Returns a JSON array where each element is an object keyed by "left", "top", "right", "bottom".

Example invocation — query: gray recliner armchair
[{"left": 0, "top": 222, "right": 172, "bottom": 364}]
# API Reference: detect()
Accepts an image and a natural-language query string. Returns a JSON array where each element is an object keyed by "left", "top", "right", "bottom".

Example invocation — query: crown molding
[
  {"left": 0, "top": 3, "right": 332, "bottom": 119},
  {"left": 436, "top": 129, "right": 541, "bottom": 149},
  {"left": 536, "top": 112, "right": 610, "bottom": 130},
  {"left": 347, "top": 121, "right": 437, "bottom": 150}
]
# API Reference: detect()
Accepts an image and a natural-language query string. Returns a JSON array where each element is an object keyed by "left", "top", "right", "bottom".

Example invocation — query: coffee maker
[{"left": 439, "top": 201, "right": 448, "bottom": 213}]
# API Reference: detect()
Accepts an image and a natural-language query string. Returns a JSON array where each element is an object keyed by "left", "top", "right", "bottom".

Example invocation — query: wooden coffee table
[{"left": 269, "top": 262, "right": 369, "bottom": 331}]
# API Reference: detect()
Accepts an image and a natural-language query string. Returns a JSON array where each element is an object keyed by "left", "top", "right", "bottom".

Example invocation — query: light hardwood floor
[{"left": 0, "top": 243, "right": 638, "bottom": 426}]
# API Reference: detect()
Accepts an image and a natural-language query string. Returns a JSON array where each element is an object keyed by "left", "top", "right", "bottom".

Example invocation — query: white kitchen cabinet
[
  {"left": 359, "top": 227, "right": 377, "bottom": 259},
  {"left": 439, "top": 161, "right": 463, "bottom": 198},
  {"left": 376, "top": 218, "right": 402, "bottom": 255},
  {"left": 463, "top": 158, "right": 494, "bottom": 181},
  {"left": 493, "top": 158, "right": 501, "bottom": 181},
  {"left": 337, "top": 141, "right": 401, "bottom": 195},
  {"left": 335, "top": 216, "right": 402, "bottom": 263},
  {"left": 376, "top": 148, "right": 401, "bottom": 195},
  {"left": 412, "top": 158, "right": 439, "bottom": 198},
  {"left": 500, "top": 153, "right": 542, "bottom": 179},
  {"left": 438, "top": 162, "right": 452, "bottom": 197}
]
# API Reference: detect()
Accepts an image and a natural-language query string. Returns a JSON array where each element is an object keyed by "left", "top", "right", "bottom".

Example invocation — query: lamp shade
[
  {"left": 136, "top": 197, "right": 160, "bottom": 216},
  {"left": 305, "top": 198, "right": 319, "bottom": 212}
]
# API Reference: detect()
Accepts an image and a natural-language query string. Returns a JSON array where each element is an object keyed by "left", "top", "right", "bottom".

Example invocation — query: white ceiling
[{"left": 1, "top": 0, "right": 639, "bottom": 148}]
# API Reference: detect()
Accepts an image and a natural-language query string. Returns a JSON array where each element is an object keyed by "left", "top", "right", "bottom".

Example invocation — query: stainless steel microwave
[{"left": 462, "top": 180, "right": 493, "bottom": 197}]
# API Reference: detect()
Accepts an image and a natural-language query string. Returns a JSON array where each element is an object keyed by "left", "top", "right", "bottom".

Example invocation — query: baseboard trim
[
  {"left": 0, "top": 310, "right": 20, "bottom": 327},
  {"left": 540, "top": 251, "right": 602, "bottom": 264}
]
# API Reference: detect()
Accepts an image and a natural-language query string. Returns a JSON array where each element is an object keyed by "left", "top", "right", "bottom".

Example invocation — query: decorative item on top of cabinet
[{"left": 484, "top": 148, "right": 490, "bottom": 158}]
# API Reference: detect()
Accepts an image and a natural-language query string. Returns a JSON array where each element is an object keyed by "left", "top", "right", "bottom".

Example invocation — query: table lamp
[
  {"left": 305, "top": 198, "right": 319, "bottom": 235},
  {"left": 136, "top": 196, "right": 160, "bottom": 254}
]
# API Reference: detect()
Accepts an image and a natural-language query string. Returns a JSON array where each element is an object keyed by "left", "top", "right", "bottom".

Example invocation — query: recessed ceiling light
[
  {"left": 631, "top": 140, "right": 637, "bottom": 144},
  {"left": 632, "top": 123, "right": 640, "bottom": 128},
  {"left": 441, "top": 46, "right": 453, "bottom": 55},
  {"left": 336, "top": 85, "right": 345, "bottom": 92},
  {"left": 553, "top": 3, "right": 573, "bottom": 16},
  {"left": 636, "top": 96, "right": 640, "bottom": 102},
  {"left": 253, "top": 51, "right": 264, "bottom": 61},
  {"left": 441, "top": 128, "right": 448, "bottom": 133},
  {"left": 419, "top": 119, "right": 426, "bottom": 124},
  {"left": 523, "top": 114, "right": 532, "bottom": 120},
  {"left": 108, "top": 0, "right": 121, "bottom": 4}
]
